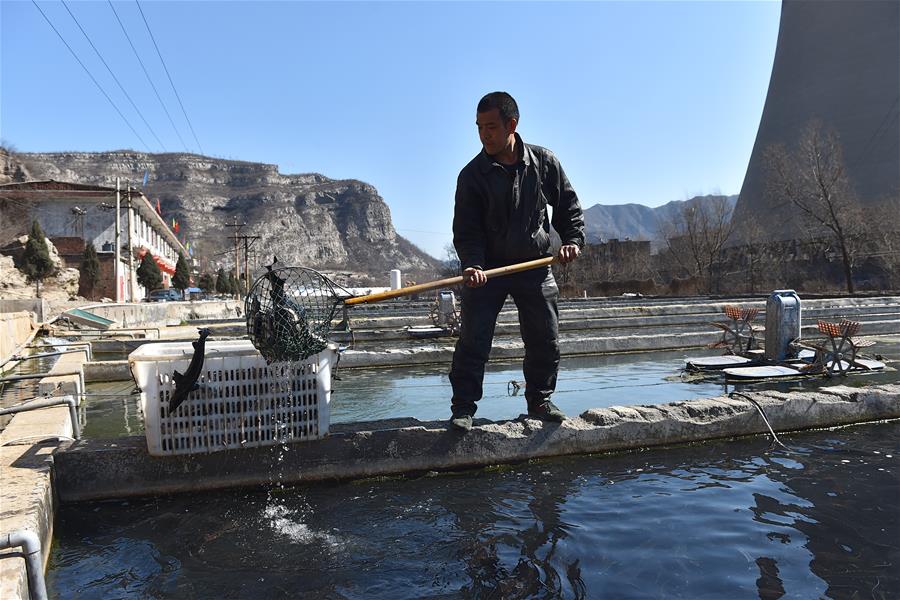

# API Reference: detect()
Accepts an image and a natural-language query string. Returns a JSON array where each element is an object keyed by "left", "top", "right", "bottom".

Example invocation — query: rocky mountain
[
  {"left": 583, "top": 194, "right": 738, "bottom": 245},
  {"left": 3, "top": 149, "right": 440, "bottom": 278}
]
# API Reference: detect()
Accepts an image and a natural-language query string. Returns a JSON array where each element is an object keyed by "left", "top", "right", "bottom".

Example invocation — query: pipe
[
  {"left": 0, "top": 530, "right": 48, "bottom": 600},
  {"left": 10, "top": 349, "right": 90, "bottom": 363},
  {"left": 0, "top": 370, "right": 86, "bottom": 397},
  {"left": 0, "top": 369, "right": 85, "bottom": 404},
  {"left": 0, "top": 396, "right": 81, "bottom": 439},
  {"left": 51, "top": 326, "right": 161, "bottom": 339},
  {"left": 0, "top": 328, "right": 40, "bottom": 373},
  {"left": 27, "top": 342, "right": 93, "bottom": 361}
]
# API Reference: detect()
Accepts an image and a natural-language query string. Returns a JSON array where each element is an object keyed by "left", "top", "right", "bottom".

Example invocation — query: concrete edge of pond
[
  {"left": 53, "top": 383, "right": 900, "bottom": 503},
  {"left": 0, "top": 409, "right": 72, "bottom": 600}
]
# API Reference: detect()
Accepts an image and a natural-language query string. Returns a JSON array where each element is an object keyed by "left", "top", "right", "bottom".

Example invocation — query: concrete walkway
[{"left": 53, "top": 384, "right": 899, "bottom": 502}]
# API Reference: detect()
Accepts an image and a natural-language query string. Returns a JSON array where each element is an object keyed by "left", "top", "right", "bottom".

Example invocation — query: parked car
[{"left": 146, "top": 288, "right": 183, "bottom": 302}]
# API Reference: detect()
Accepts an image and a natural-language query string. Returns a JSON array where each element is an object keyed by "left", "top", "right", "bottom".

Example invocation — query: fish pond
[
  {"left": 49, "top": 421, "right": 899, "bottom": 598},
  {"left": 41, "top": 342, "right": 900, "bottom": 598}
]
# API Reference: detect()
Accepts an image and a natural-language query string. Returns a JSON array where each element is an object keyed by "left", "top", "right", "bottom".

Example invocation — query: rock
[
  {"left": 56, "top": 267, "right": 80, "bottom": 297},
  {"left": 45, "top": 236, "right": 64, "bottom": 270},
  {"left": 8, "top": 150, "right": 441, "bottom": 278},
  {"left": 0, "top": 255, "right": 29, "bottom": 297},
  {"left": 0, "top": 253, "right": 79, "bottom": 301}
]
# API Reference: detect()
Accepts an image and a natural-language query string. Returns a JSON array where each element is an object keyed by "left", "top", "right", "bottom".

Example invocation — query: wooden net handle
[{"left": 343, "top": 256, "right": 556, "bottom": 306}]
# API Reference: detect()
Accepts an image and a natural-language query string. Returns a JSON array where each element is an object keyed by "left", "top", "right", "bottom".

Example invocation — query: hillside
[
  {"left": 2, "top": 149, "right": 440, "bottom": 277},
  {"left": 583, "top": 194, "right": 738, "bottom": 245}
]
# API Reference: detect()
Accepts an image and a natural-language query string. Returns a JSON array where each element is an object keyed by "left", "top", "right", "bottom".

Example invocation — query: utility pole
[
  {"left": 126, "top": 186, "right": 135, "bottom": 301},
  {"left": 225, "top": 218, "right": 261, "bottom": 296},
  {"left": 71, "top": 206, "right": 86, "bottom": 239},
  {"left": 115, "top": 178, "right": 121, "bottom": 302},
  {"left": 242, "top": 234, "right": 260, "bottom": 294},
  {"left": 226, "top": 216, "right": 244, "bottom": 297}
]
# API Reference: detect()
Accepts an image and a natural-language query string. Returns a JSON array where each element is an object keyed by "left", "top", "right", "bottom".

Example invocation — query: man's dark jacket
[{"left": 453, "top": 133, "right": 585, "bottom": 270}]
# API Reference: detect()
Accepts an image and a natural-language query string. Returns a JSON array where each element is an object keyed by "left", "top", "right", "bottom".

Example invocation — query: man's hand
[
  {"left": 558, "top": 244, "right": 581, "bottom": 264},
  {"left": 463, "top": 267, "right": 487, "bottom": 288}
]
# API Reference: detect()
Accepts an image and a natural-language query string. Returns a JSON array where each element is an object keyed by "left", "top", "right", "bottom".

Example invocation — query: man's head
[{"left": 476, "top": 91, "right": 519, "bottom": 158}]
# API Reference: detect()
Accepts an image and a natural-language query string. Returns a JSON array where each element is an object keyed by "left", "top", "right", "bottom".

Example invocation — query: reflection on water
[
  {"left": 49, "top": 421, "right": 899, "bottom": 599},
  {"left": 330, "top": 349, "right": 733, "bottom": 424},
  {"left": 80, "top": 381, "right": 142, "bottom": 439},
  {"left": 330, "top": 343, "right": 899, "bottom": 424}
]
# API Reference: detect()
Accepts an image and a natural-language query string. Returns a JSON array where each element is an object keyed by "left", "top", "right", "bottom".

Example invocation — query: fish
[{"left": 168, "top": 328, "right": 211, "bottom": 416}]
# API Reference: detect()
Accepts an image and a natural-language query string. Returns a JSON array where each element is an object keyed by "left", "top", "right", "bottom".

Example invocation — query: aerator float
[{"left": 684, "top": 290, "right": 886, "bottom": 382}]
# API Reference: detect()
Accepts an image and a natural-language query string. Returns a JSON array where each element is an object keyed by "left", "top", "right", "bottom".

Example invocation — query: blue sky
[{"left": 1, "top": 1, "right": 781, "bottom": 259}]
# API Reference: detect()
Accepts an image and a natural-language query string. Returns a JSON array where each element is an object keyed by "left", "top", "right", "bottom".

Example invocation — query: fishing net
[
  {"left": 245, "top": 261, "right": 349, "bottom": 363},
  {"left": 245, "top": 255, "right": 555, "bottom": 363}
]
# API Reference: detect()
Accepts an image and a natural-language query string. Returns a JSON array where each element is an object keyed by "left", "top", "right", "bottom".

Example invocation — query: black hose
[{"left": 729, "top": 391, "right": 794, "bottom": 452}]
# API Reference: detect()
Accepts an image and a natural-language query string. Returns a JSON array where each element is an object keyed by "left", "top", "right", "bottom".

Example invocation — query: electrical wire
[
  {"left": 61, "top": 0, "right": 167, "bottom": 151},
  {"left": 30, "top": 0, "right": 151, "bottom": 151},
  {"left": 108, "top": 0, "right": 190, "bottom": 153},
  {"left": 728, "top": 391, "right": 793, "bottom": 452},
  {"left": 135, "top": 0, "right": 204, "bottom": 155}
]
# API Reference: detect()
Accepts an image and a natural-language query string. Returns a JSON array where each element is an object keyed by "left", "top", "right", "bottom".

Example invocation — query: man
[{"left": 449, "top": 91, "right": 584, "bottom": 431}]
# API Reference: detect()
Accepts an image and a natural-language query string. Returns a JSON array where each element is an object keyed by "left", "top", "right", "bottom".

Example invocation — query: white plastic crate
[{"left": 129, "top": 339, "right": 336, "bottom": 456}]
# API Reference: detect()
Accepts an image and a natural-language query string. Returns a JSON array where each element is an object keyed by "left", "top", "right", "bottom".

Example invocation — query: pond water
[
  {"left": 48, "top": 420, "right": 899, "bottom": 599},
  {"left": 42, "top": 338, "right": 900, "bottom": 598}
]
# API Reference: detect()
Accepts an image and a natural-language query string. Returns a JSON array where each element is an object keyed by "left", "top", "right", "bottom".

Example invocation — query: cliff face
[{"left": 9, "top": 150, "right": 439, "bottom": 275}]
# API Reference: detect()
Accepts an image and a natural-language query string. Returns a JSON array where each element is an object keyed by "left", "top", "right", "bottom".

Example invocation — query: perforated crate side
[{"left": 141, "top": 352, "right": 330, "bottom": 456}]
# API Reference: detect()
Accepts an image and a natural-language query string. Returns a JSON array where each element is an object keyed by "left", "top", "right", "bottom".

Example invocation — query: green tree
[
  {"left": 78, "top": 241, "right": 101, "bottom": 300},
  {"left": 173, "top": 253, "right": 191, "bottom": 293},
  {"left": 198, "top": 272, "right": 216, "bottom": 292},
  {"left": 136, "top": 253, "right": 163, "bottom": 296},
  {"left": 20, "top": 220, "right": 56, "bottom": 297},
  {"left": 215, "top": 268, "right": 228, "bottom": 294}
]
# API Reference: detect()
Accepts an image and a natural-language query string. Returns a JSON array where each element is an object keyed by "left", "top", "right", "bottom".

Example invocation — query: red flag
[
  {"left": 156, "top": 198, "right": 162, "bottom": 215},
  {"left": 174, "top": 220, "right": 180, "bottom": 234}
]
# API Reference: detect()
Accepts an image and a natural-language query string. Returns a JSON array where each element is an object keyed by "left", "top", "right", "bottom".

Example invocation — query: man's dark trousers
[{"left": 449, "top": 266, "right": 559, "bottom": 417}]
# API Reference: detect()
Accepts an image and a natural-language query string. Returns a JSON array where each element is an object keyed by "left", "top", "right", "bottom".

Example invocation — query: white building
[{"left": 0, "top": 180, "right": 187, "bottom": 301}]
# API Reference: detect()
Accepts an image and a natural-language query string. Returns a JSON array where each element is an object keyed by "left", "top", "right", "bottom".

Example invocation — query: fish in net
[
  {"left": 245, "top": 258, "right": 350, "bottom": 363},
  {"left": 245, "top": 255, "right": 557, "bottom": 363}
]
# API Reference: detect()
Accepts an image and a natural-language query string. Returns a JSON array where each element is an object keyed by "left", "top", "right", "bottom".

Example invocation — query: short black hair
[{"left": 477, "top": 92, "right": 519, "bottom": 124}]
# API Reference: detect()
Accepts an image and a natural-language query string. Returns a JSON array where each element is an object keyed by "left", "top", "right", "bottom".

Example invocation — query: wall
[
  {"left": 0, "top": 300, "right": 48, "bottom": 323},
  {"left": 73, "top": 300, "right": 241, "bottom": 328},
  {"left": 0, "top": 311, "right": 34, "bottom": 364}
]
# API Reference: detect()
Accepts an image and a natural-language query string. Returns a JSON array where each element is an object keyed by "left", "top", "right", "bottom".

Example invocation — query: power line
[
  {"left": 135, "top": 0, "right": 204, "bottom": 155},
  {"left": 30, "top": 0, "right": 151, "bottom": 151},
  {"left": 60, "top": 0, "right": 167, "bottom": 151},
  {"left": 108, "top": 0, "right": 190, "bottom": 153}
]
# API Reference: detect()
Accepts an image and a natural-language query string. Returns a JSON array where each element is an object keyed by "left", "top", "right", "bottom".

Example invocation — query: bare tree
[
  {"left": 441, "top": 242, "right": 461, "bottom": 277},
  {"left": 740, "top": 216, "right": 769, "bottom": 294},
  {"left": 659, "top": 197, "right": 734, "bottom": 294},
  {"left": 764, "top": 120, "right": 864, "bottom": 294}
]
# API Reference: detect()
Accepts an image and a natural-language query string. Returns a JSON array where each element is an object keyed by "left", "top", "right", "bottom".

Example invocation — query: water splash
[{"left": 262, "top": 500, "right": 343, "bottom": 550}]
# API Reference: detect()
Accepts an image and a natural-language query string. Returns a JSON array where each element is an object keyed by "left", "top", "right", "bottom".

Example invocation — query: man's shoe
[
  {"left": 450, "top": 414, "right": 473, "bottom": 431},
  {"left": 527, "top": 400, "right": 566, "bottom": 423}
]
